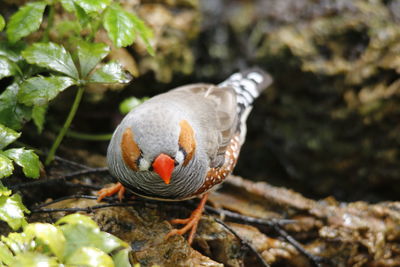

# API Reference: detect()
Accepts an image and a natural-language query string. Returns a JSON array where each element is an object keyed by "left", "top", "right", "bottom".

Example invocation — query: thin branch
[
  {"left": 54, "top": 156, "right": 94, "bottom": 170},
  {"left": 214, "top": 217, "right": 271, "bottom": 267},
  {"left": 271, "top": 224, "right": 327, "bottom": 267},
  {"left": 31, "top": 202, "right": 136, "bottom": 214},
  {"left": 9, "top": 168, "right": 108, "bottom": 191},
  {"left": 32, "top": 195, "right": 99, "bottom": 209},
  {"left": 205, "top": 206, "right": 295, "bottom": 226}
]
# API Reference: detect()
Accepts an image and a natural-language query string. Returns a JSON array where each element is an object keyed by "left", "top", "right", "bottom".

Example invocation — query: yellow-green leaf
[
  {"left": 56, "top": 213, "right": 99, "bottom": 229},
  {"left": 0, "top": 124, "right": 20, "bottom": 150},
  {"left": 11, "top": 252, "right": 59, "bottom": 267},
  {"left": 0, "top": 15, "right": 5, "bottom": 32},
  {"left": 0, "top": 241, "right": 13, "bottom": 266},
  {"left": 24, "top": 223, "right": 66, "bottom": 260},
  {"left": 0, "top": 56, "right": 17, "bottom": 79},
  {"left": 0, "top": 154, "right": 13, "bottom": 179},
  {"left": 75, "top": 0, "right": 111, "bottom": 13},
  {"left": 6, "top": 2, "right": 47, "bottom": 43},
  {"left": 103, "top": 5, "right": 136, "bottom": 48},
  {"left": 0, "top": 83, "right": 32, "bottom": 131},
  {"left": 22, "top": 42, "right": 79, "bottom": 79},
  {"left": 32, "top": 105, "right": 47, "bottom": 134},
  {"left": 4, "top": 148, "right": 40, "bottom": 178},
  {"left": 18, "top": 76, "right": 76, "bottom": 106},
  {"left": 0, "top": 194, "right": 29, "bottom": 230},
  {"left": 119, "top": 97, "right": 148, "bottom": 114},
  {"left": 89, "top": 62, "right": 131, "bottom": 84},
  {"left": 0, "top": 182, "right": 11, "bottom": 197},
  {"left": 112, "top": 248, "right": 131, "bottom": 267},
  {"left": 66, "top": 247, "right": 114, "bottom": 267},
  {"left": 77, "top": 41, "right": 109, "bottom": 77}
]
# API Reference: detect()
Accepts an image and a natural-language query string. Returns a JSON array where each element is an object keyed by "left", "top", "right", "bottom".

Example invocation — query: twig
[
  {"left": 31, "top": 202, "right": 136, "bottom": 214},
  {"left": 206, "top": 206, "right": 325, "bottom": 266},
  {"left": 9, "top": 168, "right": 108, "bottom": 191},
  {"left": 205, "top": 206, "right": 295, "bottom": 226},
  {"left": 33, "top": 195, "right": 99, "bottom": 209},
  {"left": 54, "top": 156, "right": 95, "bottom": 170},
  {"left": 214, "top": 217, "right": 271, "bottom": 267},
  {"left": 271, "top": 224, "right": 327, "bottom": 267}
]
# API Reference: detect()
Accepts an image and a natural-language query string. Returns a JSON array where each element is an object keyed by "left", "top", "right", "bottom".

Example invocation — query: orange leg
[
  {"left": 97, "top": 182, "right": 126, "bottom": 202},
  {"left": 166, "top": 193, "right": 209, "bottom": 245}
]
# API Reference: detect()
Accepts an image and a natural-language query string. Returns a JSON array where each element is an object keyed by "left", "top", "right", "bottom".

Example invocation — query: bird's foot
[
  {"left": 166, "top": 193, "right": 209, "bottom": 245},
  {"left": 97, "top": 182, "right": 126, "bottom": 202}
]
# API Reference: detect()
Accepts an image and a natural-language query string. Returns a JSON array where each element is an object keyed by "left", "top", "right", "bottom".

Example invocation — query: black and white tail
[
  {"left": 219, "top": 68, "right": 273, "bottom": 140},
  {"left": 219, "top": 68, "right": 272, "bottom": 113}
]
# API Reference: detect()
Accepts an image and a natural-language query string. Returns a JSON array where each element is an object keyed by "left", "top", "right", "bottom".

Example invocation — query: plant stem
[
  {"left": 45, "top": 86, "right": 85, "bottom": 165},
  {"left": 43, "top": 5, "right": 55, "bottom": 42}
]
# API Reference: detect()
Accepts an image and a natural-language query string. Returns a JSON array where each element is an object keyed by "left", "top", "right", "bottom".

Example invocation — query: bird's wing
[{"left": 168, "top": 83, "right": 238, "bottom": 167}]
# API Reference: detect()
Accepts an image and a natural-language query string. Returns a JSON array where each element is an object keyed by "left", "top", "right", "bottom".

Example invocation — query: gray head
[{"left": 107, "top": 101, "right": 207, "bottom": 200}]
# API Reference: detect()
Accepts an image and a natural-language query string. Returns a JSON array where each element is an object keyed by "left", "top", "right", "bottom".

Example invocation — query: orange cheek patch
[
  {"left": 179, "top": 120, "right": 196, "bottom": 166},
  {"left": 121, "top": 128, "right": 140, "bottom": 171}
]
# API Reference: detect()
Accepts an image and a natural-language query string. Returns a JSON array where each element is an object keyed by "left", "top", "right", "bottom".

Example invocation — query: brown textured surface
[{"left": 26, "top": 172, "right": 400, "bottom": 266}]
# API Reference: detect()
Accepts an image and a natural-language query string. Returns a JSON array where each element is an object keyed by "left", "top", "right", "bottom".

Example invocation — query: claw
[
  {"left": 166, "top": 193, "right": 209, "bottom": 244},
  {"left": 97, "top": 182, "right": 126, "bottom": 202}
]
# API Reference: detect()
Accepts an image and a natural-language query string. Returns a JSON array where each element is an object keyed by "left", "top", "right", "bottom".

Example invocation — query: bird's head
[{"left": 119, "top": 112, "right": 196, "bottom": 185}]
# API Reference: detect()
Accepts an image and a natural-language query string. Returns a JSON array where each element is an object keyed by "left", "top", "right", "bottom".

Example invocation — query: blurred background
[{"left": 8, "top": 0, "right": 400, "bottom": 203}]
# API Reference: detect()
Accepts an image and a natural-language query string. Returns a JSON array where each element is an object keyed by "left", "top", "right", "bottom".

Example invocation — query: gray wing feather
[{"left": 162, "top": 83, "right": 238, "bottom": 167}]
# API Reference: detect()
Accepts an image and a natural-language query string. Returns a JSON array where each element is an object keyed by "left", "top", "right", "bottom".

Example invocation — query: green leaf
[
  {"left": 24, "top": 223, "right": 66, "bottom": 259},
  {"left": 0, "top": 241, "right": 14, "bottom": 266},
  {"left": 89, "top": 62, "right": 131, "bottom": 84},
  {"left": 0, "top": 15, "right": 5, "bottom": 32},
  {"left": 0, "top": 83, "right": 32, "bottom": 130},
  {"left": 74, "top": 3, "right": 90, "bottom": 27},
  {"left": 60, "top": 224, "right": 127, "bottom": 259},
  {"left": 1, "top": 232, "right": 32, "bottom": 255},
  {"left": 18, "top": 76, "right": 76, "bottom": 106},
  {"left": 0, "top": 124, "right": 20, "bottom": 150},
  {"left": 22, "top": 42, "right": 79, "bottom": 79},
  {"left": 112, "top": 248, "right": 131, "bottom": 267},
  {"left": 0, "top": 56, "right": 17, "bottom": 79},
  {"left": 4, "top": 148, "right": 40, "bottom": 178},
  {"left": 32, "top": 105, "right": 47, "bottom": 133},
  {"left": 66, "top": 247, "right": 114, "bottom": 267},
  {"left": 56, "top": 213, "right": 99, "bottom": 229},
  {"left": 0, "top": 41, "right": 25, "bottom": 62},
  {"left": 119, "top": 97, "right": 148, "bottom": 114},
  {"left": 0, "top": 154, "right": 13, "bottom": 179},
  {"left": 103, "top": 5, "right": 136, "bottom": 48},
  {"left": 0, "top": 194, "right": 29, "bottom": 230},
  {"left": 76, "top": 0, "right": 111, "bottom": 13},
  {"left": 129, "top": 14, "right": 155, "bottom": 56},
  {"left": 11, "top": 252, "right": 59, "bottom": 267},
  {"left": 60, "top": 0, "right": 75, "bottom": 12},
  {"left": 6, "top": 2, "right": 47, "bottom": 43},
  {"left": 77, "top": 41, "right": 109, "bottom": 77},
  {"left": 0, "top": 182, "right": 11, "bottom": 197}
]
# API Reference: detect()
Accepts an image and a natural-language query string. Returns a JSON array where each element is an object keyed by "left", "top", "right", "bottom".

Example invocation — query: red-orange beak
[{"left": 152, "top": 153, "right": 175, "bottom": 184}]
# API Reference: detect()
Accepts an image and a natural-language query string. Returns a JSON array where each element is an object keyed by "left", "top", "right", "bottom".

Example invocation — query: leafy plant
[
  {"left": 0, "top": 0, "right": 154, "bottom": 260},
  {"left": 1, "top": 0, "right": 154, "bottom": 167},
  {"left": 0, "top": 214, "right": 132, "bottom": 267}
]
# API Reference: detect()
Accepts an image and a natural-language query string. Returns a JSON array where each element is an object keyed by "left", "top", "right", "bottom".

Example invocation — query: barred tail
[
  {"left": 219, "top": 68, "right": 273, "bottom": 144},
  {"left": 218, "top": 68, "right": 273, "bottom": 109}
]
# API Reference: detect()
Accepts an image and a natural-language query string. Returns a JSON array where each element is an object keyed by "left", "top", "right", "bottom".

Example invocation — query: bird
[{"left": 98, "top": 68, "right": 273, "bottom": 244}]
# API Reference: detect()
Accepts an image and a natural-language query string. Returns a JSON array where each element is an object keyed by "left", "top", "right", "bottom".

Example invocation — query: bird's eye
[{"left": 175, "top": 148, "right": 186, "bottom": 166}]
